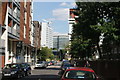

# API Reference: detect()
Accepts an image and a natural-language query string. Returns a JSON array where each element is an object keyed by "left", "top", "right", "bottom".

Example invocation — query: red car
[{"left": 61, "top": 67, "right": 99, "bottom": 80}]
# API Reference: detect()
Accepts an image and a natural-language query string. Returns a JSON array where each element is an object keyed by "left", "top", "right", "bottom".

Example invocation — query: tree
[
  {"left": 37, "top": 47, "right": 54, "bottom": 61},
  {"left": 70, "top": 2, "right": 120, "bottom": 60}
]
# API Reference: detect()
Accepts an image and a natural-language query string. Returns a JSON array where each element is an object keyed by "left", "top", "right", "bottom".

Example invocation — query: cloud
[
  {"left": 46, "top": 18, "right": 56, "bottom": 21},
  {"left": 52, "top": 8, "right": 69, "bottom": 21},
  {"left": 60, "top": 2, "right": 76, "bottom": 8},
  {"left": 60, "top": 2, "right": 69, "bottom": 7}
]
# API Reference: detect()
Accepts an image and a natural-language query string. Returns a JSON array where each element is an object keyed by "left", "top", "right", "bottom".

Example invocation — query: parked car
[
  {"left": 21, "top": 63, "right": 31, "bottom": 76},
  {"left": 61, "top": 67, "right": 99, "bottom": 80},
  {"left": 62, "top": 60, "right": 71, "bottom": 66},
  {"left": 35, "top": 61, "right": 48, "bottom": 68},
  {"left": 50, "top": 61, "right": 56, "bottom": 65},
  {"left": 2, "top": 63, "right": 25, "bottom": 79},
  {"left": 47, "top": 61, "right": 52, "bottom": 66},
  {"left": 58, "top": 62, "right": 74, "bottom": 77}
]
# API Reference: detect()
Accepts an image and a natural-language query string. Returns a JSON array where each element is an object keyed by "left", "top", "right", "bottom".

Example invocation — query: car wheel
[
  {"left": 17, "top": 74, "right": 21, "bottom": 79},
  {"left": 23, "top": 72, "right": 26, "bottom": 77},
  {"left": 26, "top": 71, "right": 31, "bottom": 76}
]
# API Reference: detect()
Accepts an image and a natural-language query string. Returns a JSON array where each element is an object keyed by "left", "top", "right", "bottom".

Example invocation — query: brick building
[{"left": 0, "top": 0, "right": 34, "bottom": 68}]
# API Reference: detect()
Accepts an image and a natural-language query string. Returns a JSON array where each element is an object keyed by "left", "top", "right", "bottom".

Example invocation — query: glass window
[
  {"left": 64, "top": 70, "right": 96, "bottom": 79},
  {"left": 4, "top": 64, "right": 18, "bottom": 69}
]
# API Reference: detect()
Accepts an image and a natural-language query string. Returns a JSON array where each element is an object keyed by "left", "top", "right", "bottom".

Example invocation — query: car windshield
[
  {"left": 64, "top": 70, "right": 96, "bottom": 79},
  {"left": 4, "top": 64, "right": 19, "bottom": 69}
]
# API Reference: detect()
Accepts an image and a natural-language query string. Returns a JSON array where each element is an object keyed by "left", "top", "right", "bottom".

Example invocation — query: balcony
[
  {"left": 8, "top": 7, "right": 20, "bottom": 23},
  {"left": 8, "top": 7, "right": 12, "bottom": 15},
  {"left": 13, "top": 0, "right": 20, "bottom": 8},
  {"left": 8, "top": 26, "right": 20, "bottom": 38},
  {"left": 13, "top": 11, "right": 17, "bottom": 19}
]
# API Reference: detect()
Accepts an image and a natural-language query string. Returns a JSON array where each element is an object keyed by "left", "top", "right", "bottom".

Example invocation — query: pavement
[{"left": 31, "top": 65, "right": 35, "bottom": 70}]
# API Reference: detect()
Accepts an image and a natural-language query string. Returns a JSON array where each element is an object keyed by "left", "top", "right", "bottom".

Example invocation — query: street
[{"left": 0, "top": 63, "right": 61, "bottom": 80}]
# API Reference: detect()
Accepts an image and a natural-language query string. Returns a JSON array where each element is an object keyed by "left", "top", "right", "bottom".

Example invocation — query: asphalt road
[
  {"left": 19, "top": 64, "right": 61, "bottom": 80},
  {"left": 0, "top": 62, "right": 62, "bottom": 80}
]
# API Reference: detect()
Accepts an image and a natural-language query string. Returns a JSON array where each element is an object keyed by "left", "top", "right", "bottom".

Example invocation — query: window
[{"left": 64, "top": 70, "right": 96, "bottom": 79}]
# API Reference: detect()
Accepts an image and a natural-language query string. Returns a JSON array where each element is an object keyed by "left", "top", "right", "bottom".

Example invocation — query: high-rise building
[
  {"left": 53, "top": 33, "right": 69, "bottom": 50},
  {"left": 0, "top": 0, "right": 33, "bottom": 68},
  {"left": 41, "top": 22, "right": 53, "bottom": 48}
]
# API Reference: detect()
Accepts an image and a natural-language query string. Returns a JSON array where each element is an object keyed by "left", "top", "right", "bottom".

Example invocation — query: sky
[{"left": 33, "top": 1, "right": 76, "bottom": 34}]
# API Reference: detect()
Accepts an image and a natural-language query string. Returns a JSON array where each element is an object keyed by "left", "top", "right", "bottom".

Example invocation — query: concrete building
[
  {"left": 41, "top": 22, "right": 53, "bottom": 48},
  {"left": 53, "top": 33, "right": 69, "bottom": 50},
  {"left": 0, "top": 0, "right": 33, "bottom": 68}
]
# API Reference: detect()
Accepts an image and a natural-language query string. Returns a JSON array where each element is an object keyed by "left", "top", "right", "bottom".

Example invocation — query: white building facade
[
  {"left": 68, "top": 9, "right": 78, "bottom": 40},
  {"left": 41, "top": 22, "right": 53, "bottom": 48},
  {"left": 0, "top": 1, "right": 33, "bottom": 68}
]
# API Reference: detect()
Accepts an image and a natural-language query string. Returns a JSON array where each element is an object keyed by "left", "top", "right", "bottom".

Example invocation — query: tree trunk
[{"left": 97, "top": 43, "right": 102, "bottom": 59}]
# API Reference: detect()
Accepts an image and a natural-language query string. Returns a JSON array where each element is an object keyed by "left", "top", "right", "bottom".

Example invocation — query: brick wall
[
  {"left": 20, "top": 2, "right": 25, "bottom": 41},
  {"left": 0, "top": 2, "right": 7, "bottom": 26}
]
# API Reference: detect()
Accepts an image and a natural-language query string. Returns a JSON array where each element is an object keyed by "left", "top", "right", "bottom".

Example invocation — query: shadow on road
[
  {"left": 1, "top": 75, "right": 60, "bottom": 80},
  {"left": 46, "top": 67, "right": 61, "bottom": 70},
  {"left": 34, "top": 66, "right": 61, "bottom": 70},
  {"left": 20, "top": 75, "right": 60, "bottom": 80}
]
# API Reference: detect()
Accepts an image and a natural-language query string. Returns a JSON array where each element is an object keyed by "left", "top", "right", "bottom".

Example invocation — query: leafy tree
[
  {"left": 37, "top": 47, "right": 54, "bottom": 61},
  {"left": 70, "top": 2, "right": 120, "bottom": 60}
]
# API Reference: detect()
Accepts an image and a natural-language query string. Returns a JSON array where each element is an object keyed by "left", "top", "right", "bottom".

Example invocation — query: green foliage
[
  {"left": 70, "top": 2, "right": 120, "bottom": 60},
  {"left": 37, "top": 47, "right": 54, "bottom": 61}
]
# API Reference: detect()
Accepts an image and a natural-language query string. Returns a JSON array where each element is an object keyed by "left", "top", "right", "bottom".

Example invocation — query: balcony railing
[
  {"left": 8, "top": 26, "right": 20, "bottom": 37},
  {"left": 8, "top": 7, "right": 12, "bottom": 15},
  {"left": 8, "top": 7, "right": 20, "bottom": 22},
  {"left": 13, "top": 0, "right": 20, "bottom": 7},
  {"left": 13, "top": 11, "right": 17, "bottom": 19}
]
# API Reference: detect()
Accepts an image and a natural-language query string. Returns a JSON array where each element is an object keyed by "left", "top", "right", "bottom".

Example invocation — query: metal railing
[
  {"left": 8, "top": 26, "right": 20, "bottom": 37},
  {"left": 13, "top": 0, "right": 20, "bottom": 7},
  {"left": 8, "top": 7, "right": 20, "bottom": 22},
  {"left": 8, "top": 7, "right": 12, "bottom": 15}
]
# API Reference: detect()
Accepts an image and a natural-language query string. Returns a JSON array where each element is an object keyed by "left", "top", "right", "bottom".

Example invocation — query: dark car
[
  {"left": 21, "top": 63, "right": 31, "bottom": 76},
  {"left": 61, "top": 67, "right": 99, "bottom": 80},
  {"left": 58, "top": 62, "right": 74, "bottom": 77},
  {"left": 2, "top": 63, "right": 25, "bottom": 79}
]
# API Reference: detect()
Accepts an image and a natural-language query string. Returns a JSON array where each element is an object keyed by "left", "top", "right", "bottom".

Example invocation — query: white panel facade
[{"left": 41, "top": 22, "right": 53, "bottom": 48}]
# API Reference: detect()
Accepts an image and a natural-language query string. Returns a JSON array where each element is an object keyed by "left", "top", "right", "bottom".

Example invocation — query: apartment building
[
  {"left": 0, "top": 0, "right": 33, "bottom": 68},
  {"left": 41, "top": 22, "right": 53, "bottom": 48},
  {"left": 69, "top": 9, "right": 78, "bottom": 40}
]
